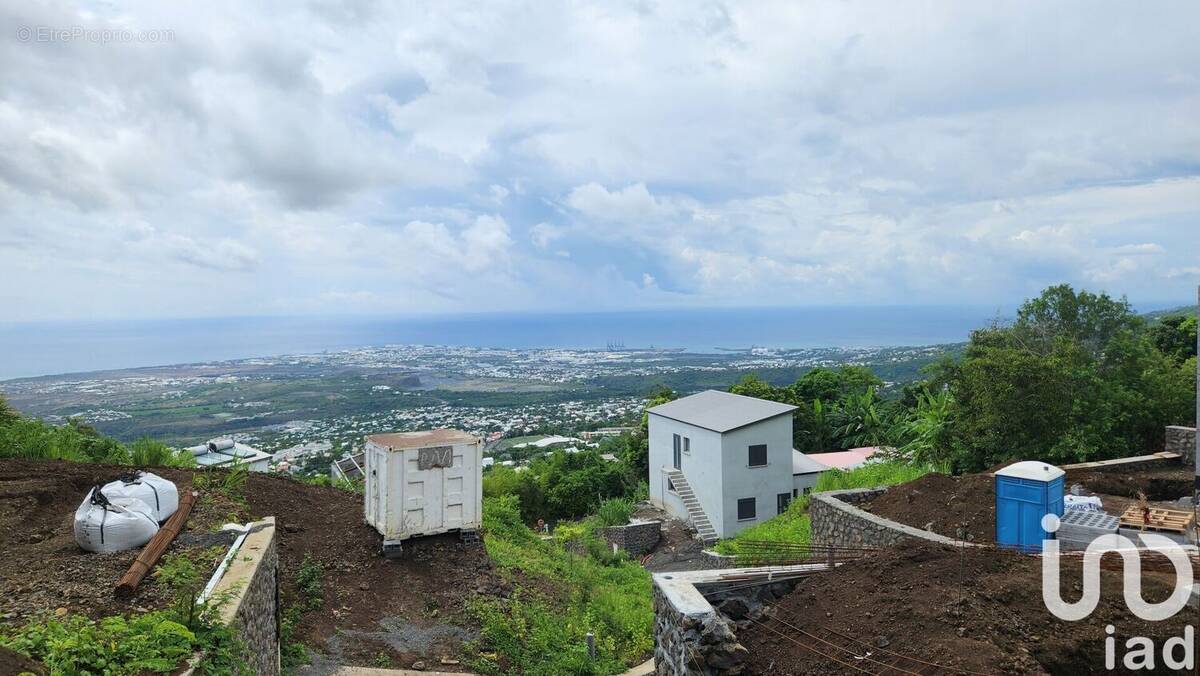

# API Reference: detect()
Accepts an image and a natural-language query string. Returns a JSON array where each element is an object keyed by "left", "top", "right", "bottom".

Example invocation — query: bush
[
  {"left": 592, "top": 498, "right": 634, "bottom": 528},
  {"left": 0, "top": 405, "right": 195, "bottom": 469},
  {"left": 130, "top": 437, "right": 196, "bottom": 468},
  {"left": 472, "top": 497, "right": 652, "bottom": 674}
]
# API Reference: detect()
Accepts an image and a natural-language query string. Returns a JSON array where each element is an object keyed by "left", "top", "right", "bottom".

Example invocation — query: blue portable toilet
[{"left": 994, "top": 461, "right": 1065, "bottom": 552}]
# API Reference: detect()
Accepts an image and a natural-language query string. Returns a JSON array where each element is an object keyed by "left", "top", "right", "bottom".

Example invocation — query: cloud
[
  {"left": 529, "top": 222, "right": 564, "bottom": 249},
  {"left": 0, "top": 1, "right": 1197, "bottom": 320}
]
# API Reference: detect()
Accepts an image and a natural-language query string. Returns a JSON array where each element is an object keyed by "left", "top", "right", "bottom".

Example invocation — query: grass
[
  {"left": 469, "top": 495, "right": 652, "bottom": 675},
  {"left": 714, "top": 460, "right": 936, "bottom": 557}
]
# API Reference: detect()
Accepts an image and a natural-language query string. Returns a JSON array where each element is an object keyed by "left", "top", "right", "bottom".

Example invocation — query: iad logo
[{"left": 1040, "top": 514, "right": 1196, "bottom": 671}]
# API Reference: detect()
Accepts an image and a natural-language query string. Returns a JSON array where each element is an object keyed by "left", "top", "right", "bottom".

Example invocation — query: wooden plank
[
  {"left": 114, "top": 490, "right": 197, "bottom": 598},
  {"left": 1118, "top": 505, "right": 1195, "bottom": 533}
]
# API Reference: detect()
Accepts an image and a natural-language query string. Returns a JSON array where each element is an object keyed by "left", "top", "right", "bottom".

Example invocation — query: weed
[{"left": 592, "top": 498, "right": 635, "bottom": 528}]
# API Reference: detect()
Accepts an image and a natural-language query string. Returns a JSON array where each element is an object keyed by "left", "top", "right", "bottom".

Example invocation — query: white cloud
[{"left": 0, "top": 1, "right": 1197, "bottom": 319}]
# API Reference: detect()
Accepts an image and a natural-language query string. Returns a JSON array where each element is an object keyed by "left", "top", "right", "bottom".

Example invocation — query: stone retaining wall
[
  {"left": 652, "top": 576, "right": 747, "bottom": 675},
  {"left": 810, "top": 488, "right": 976, "bottom": 549},
  {"left": 208, "top": 517, "right": 280, "bottom": 676},
  {"left": 1165, "top": 426, "right": 1196, "bottom": 465},
  {"left": 600, "top": 520, "right": 662, "bottom": 556}
]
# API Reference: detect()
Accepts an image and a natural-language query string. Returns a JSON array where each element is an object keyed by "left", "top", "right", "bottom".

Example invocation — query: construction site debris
[
  {"left": 73, "top": 487, "right": 160, "bottom": 553},
  {"left": 115, "top": 490, "right": 197, "bottom": 598},
  {"left": 100, "top": 470, "right": 179, "bottom": 522}
]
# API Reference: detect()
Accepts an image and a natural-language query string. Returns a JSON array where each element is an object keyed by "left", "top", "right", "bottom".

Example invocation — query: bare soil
[
  {"left": 1064, "top": 465, "right": 1193, "bottom": 502},
  {"left": 866, "top": 473, "right": 996, "bottom": 544},
  {"left": 742, "top": 543, "right": 1197, "bottom": 675},
  {"left": 634, "top": 503, "right": 712, "bottom": 573},
  {"left": 867, "top": 464, "right": 1195, "bottom": 544},
  {"left": 0, "top": 459, "right": 507, "bottom": 670},
  {"left": 0, "top": 646, "right": 45, "bottom": 675}
]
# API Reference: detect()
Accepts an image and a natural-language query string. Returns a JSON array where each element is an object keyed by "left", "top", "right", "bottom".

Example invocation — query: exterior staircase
[{"left": 663, "top": 468, "right": 718, "bottom": 544}]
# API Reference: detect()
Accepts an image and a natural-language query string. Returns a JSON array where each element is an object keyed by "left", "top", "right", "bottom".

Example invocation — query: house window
[
  {"left": 682, "top": 436, "right": 691, "bottom": 454},
  {"left": 777, "top": 493, "right": 791, "bottom": 515},
  {"left": 672, "top": 434, "right": 681, "bottom": 470},
  {"left": 792, "top": 488, "right": 798, "bottom": 498},
  {"left": 737, "top": 498, "right": 756, "bottom": 521},
  {"left": 803, "top": 487, "right": 812, "bottom": 495},
  {"left": 748, "top": 444, "right": 767, "bottom": 467}
]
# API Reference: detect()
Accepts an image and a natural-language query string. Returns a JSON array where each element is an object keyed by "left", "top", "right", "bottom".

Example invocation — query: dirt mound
[
  {"left": 1065, "top": 465, "right": 1192, "bottom": 502},
  {"left": 0, "top": 461, "right": 232, "bottom": 622},
  {"left": 0, "top": 459, "right": 502, "bottom": 670},
  {"left": 0, "top": 646, "right": 45, "bottom": 675},
  {"left": 867, "top": 473, "right": 997, "bottom": 543},
  {"left": 742, "top": 543, "right": 1196, "bottom": 674}
]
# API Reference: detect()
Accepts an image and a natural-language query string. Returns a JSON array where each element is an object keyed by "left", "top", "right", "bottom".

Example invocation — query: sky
[{"left": 1, "top": 1, "right": 1198, "bottom": 322}]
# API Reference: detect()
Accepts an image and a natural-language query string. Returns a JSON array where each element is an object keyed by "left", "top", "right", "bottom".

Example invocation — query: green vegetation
[
  {"left": 280, "top": 555, "right": 325, "bottom": 672},
  {"left": 929, "top": 285, "right": 1195, "bottom": 470},
  {"left": 725, "top": 285, "right": 1196, "bottom": 472},
  {"left": 714, "top": 461, "right": 935, "bottom": 557},
  {"left": 592, "top": 497, "right": 635, "bottom": 528},
  {"left": 483, "top": 448, "right": 637, "bottom": 523},
  {"left": 0, "top": 551, "right": 246, "bottom": 675},
  {"left": 469, "top": 495, "right": 652, "bottom": 675},
  {"left": 0, "top": 400, "right": 195, "bottom": 467},
  {"left": 727, "top": 366, "right": 892, "bottom": 452}
]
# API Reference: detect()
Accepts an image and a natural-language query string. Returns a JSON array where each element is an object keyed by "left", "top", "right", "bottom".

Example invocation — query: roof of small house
[
  {"left": 807, "top": 446, "right": 880, "bottom": 471},
  {"left": 647, "top": 390, "right": 797, "bottom": 433},
  {"left": 366, "top": 429, "right": 478, "bottom": 450},
  {"left": 332, "top": 452, "right": 366, "bottom": 480},
  {"left": 792, "top": 450, "right": 829, "bottom": 475}
]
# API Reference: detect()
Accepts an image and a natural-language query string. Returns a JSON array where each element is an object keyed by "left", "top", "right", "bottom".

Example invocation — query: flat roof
[
  {"left": 366, "top": 429, "right": 478, "bottom": 450},
  {"left": 648, "top": 390, "right": 797, "bottom": 433}
]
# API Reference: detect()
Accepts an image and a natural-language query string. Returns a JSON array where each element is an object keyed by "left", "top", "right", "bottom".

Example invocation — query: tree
[
  {"left": 938, "top": 285, "right": 1195, "bottom": 471},
  {"left": 832, "top": 387, "right": 890, "bottom": 448},
  {"left": 1148, "top": 314, "right": 1197, "bottom": 363},
  {"left": 0, "top": 395, "right": 18, "bottom": 427},
  {"left": 895, "top": 387, "right": 955, "bottom": 467}
]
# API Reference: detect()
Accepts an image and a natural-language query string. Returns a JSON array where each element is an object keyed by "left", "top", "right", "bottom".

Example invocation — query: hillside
[{"left": 0, "top": 459, "right": 504, "bottom": 671}]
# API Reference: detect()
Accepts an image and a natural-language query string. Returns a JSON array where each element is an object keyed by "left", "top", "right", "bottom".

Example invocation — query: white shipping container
[{"left": 363, "top": 429, "right": 482, "bottom": 553}]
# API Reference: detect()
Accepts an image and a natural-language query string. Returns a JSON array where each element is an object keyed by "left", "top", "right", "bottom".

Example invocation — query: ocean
[{"left": 0, "top": 305, "right": 1010, "bottom": 380}]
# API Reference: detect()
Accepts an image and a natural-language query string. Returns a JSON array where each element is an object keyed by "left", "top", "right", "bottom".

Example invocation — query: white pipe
[{"left": 197, "top": 522, "right": 251, "bottom": 605}]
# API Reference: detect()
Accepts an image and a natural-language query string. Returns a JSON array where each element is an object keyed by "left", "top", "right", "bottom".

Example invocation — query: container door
[
  {"left": 369, "top": 449, "right": 383, "bottom": 529},
  {"left": 441, "top": 445, "right": 467, "bottom": 530},
  {"left": 405, "top": 450, "right": 444, "bottom": 533}
]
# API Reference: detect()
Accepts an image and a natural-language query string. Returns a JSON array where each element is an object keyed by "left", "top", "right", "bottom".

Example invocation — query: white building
[
  {"left": 184, "top": 438, "right": 273, "bottom": 472},
  {"left": 647, "top": 390, "right": 800, "bottom": 542}
]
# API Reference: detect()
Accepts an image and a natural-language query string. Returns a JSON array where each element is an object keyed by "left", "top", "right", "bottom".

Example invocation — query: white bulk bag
[
  {"left": 1064, "top": 494, "right": 1103, "bottom": 512},
  {"left": 74, "top": 487, "right": 160, "bottom": 553},
  {"left": 102, "top": 471, "right": 179, "bottom": 522}
]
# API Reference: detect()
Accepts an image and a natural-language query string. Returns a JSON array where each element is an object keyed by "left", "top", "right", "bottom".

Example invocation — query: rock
[
  {"left": 719, "top": 598, "right": 751, "bottom": 620},
  {"left": 957, "top": 626, "right": 967, "bottom": 637},
  {"left": 359, "top": 583, "right": 369, "bottom": 591},
  {"left": 54, "top": 607, "right": 67, "bottom": 618},
  {"left": 874, "top": 636, "right": 890, "bottom": 648},
  {"left": 924, "top": 522, "right": 936, "bottom": 531},
  {"left": 410, "top": 661, "right": 426, "bottom": 671},
  {"left": 282, "top": 524, "right": 302, "bottom": 534}
]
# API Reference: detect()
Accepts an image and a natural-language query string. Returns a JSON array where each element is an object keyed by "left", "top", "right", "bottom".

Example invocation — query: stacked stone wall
[
  {"left": 652, "top": 582, "right": 747, "bottom": 675},
  {"left": 1165, "top": 425, "right": 1196, "bottom": 466},
  {"left": 809, "top": 488, "right": 978, "bottom": 549},
  {"left": 599, "top": 520, "right": 662, "bottom": 556}
]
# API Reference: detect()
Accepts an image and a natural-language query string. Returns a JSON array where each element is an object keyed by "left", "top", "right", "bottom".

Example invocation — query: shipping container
[{"left": 363, "top": 429, "right": 482, "bottom": 553}]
